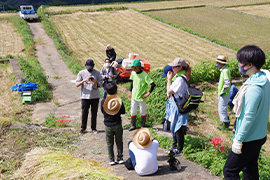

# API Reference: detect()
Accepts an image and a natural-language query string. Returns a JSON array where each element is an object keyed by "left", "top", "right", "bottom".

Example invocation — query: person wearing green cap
[{"left": 128, "top": 59, "right": 156, "bottom": 131}]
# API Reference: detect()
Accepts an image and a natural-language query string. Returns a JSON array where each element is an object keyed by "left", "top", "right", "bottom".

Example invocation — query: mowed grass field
[
  {"left": 228, "top": 4, "right": 270, "bottom": 19},
  {"left": 51, "top": 9, "right": 236, "bottom": 70},
  {"left": 0, "top": 19, "right": 25, "bottom": 57},
  {"left": 46, "top": 0, "right": 270, "bottom": 12},
  {"left": 148, "top": 6, "right": 270, "bottom": 52}
]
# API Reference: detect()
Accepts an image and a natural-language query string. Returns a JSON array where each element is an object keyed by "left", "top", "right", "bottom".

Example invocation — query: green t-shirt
[
  {"left": 218, "top": 66, "right": 231, "bottom": 96},
  {"left": 130, "top": 71, "right": 153, "bottom": 101}
]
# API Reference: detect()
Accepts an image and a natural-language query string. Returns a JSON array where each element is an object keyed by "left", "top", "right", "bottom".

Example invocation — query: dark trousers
[
  {"left": 172, "top": 126, "right": 186, "bottom": 152},
  {"left": 223, "top": 136, "right": 266, "bottom": 180},
  {"left": 105, "top": 123, "right": 123, "bottom": 160},
  {"left": 81, "top": 98, "right": 99, "bottom": 130}
]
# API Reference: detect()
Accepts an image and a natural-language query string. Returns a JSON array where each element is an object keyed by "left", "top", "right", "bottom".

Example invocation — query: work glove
[{"left": 232, "top": 139, "right": 242, "bottom": 154}]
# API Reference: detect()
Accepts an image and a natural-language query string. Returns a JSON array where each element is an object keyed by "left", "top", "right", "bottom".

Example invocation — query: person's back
[{"left": 101, "top": 82, "right": 125, "bottom": 165}]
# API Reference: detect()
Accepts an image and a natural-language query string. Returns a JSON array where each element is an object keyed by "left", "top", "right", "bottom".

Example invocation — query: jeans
[
  {"left": 81, "top": 98, "right": 99, "bottom": 130},
  {"left": 102, "top": 81, "right": 108, "bottom": 99},
  {"left": 105, "top": 123, "right": 123, "bottom": 160},
  {"left": 223, "top": 137, "right": 266, "bottom": 180}
]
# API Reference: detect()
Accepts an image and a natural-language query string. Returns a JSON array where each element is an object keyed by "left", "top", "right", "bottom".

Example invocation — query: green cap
[{"left": 128, "top": 59, "right": 141, "bottom": 67}]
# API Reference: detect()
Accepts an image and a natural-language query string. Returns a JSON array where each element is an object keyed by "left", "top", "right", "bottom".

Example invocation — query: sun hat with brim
[
  {"left": 103, "top": 95, "right": 122, "bottom": 115},
  {"left": 168, "top": 57, "right": 186, "bottom": 67},
  {"left": 132, "top": 128, "right": 152, "bottom": 149},
  {"left": 216, "top": 55, "right": 228, "bottom": 64},
  {"left": 162, "top": 65, "right": 173, "bottom": 78},
  {"left": 128, "top": 59, "right": 141, "bottom": 67},
  {"left": 85, "top": 59, "right": 95, "bottom": 71}
]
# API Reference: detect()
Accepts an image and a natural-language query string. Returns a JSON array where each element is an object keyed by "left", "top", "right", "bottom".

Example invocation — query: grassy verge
[{"left": 5, "top": 15, "right": 52, "bottom": 102}]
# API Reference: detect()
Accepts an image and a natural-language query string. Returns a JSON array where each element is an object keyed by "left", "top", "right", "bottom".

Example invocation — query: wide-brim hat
[
  {"left": 132, "top": 128, "right": 152, "bottom": 149},
  {"left": 103, "top": 95, "right": 122, "bottom": 115},
  {"left": 216, "top": 55, "right": 228, "bottom": 64},
  {"left": 168, "top": 57, "right": 186, "bottom": 67},
  {"left": 128, "top": 59, "right": 141, "bottom": 67}
]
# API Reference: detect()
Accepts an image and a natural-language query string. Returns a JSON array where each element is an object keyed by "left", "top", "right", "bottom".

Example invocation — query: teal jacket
[{"left": 233, "top": 71, "right": 270, "bottom": 142}]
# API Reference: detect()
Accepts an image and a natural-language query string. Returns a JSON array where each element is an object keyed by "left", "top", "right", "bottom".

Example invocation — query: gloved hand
[{"left": 232, "top": 139, "right": 242, "bottom": 154}]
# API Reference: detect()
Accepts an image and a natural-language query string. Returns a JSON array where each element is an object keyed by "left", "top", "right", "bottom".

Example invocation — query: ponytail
[{"left": 183, "top": 63, "right": 191, "bottom": 81}]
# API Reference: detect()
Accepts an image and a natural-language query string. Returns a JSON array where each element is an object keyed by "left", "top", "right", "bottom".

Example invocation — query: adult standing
[
  {"left": 166, "top": 57, "right": 191, "bottom": 155},
  {"left": 128, "top": 59, "right": 156, "bottom": 131},
  {"left": 76, "top": 59, "right": 102, "bottom": 135},
  {"left": 100, "top": 58, "right": 118, "bottom": 99},
  {"left": 223, "top": 45, "right": 270, "bottom": 179},
  {"left": 216, "top": 55, "right": 231, "bottom": 130},
  {"left": 106, "top": 44, "right": 117, "bottom": 63}
]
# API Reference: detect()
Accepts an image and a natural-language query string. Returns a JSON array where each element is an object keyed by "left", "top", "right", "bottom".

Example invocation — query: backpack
[
  {"left": 172, "top": 76, "right": 203, "bottom": 114},
  {"left": 167, "top": 150, "right": 181, "bottom": 171}
]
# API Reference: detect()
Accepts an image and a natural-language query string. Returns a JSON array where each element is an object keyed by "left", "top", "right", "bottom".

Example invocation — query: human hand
[
  {"left": 142, "top": 92, "right": 150, "bottom": 98},
  {"left": 232, "top": 139, "right": 242, "bottom": 154},
  {"left": 167, "top": 71, "right": 174, "bottom": 80}
]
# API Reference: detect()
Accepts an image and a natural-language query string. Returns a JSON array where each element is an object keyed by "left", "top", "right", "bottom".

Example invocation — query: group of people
[{"left": 75, "top": 44, "right": 269, "bottom": 179}]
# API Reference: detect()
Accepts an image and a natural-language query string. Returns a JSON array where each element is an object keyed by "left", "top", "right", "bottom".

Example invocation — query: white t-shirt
[
  {"left": 129, "top": 139, "right": 159, "bottom": 176},
  {"left": 170, "top": 75, "right": 188, "bottom": 98}
]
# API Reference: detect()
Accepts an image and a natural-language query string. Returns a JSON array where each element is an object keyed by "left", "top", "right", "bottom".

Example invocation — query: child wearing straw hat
[
  {"left": 101, "top": 82, "right": 126, "bottom": 165},
  {"left": 128, "top": 128, "right": 159, "bottom": 176},
  {"left": 216, "top": 55, "right": 231, "bottom": 130}
]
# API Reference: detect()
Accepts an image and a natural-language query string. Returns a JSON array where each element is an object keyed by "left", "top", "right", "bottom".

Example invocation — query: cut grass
[
  {"left": 147, "top": 6, "right": 270, "bottom": 52},
  {"left": 12, "top": 148, "right": 122, "bottom": 180},
  {"left": 228, "top": 4, "right": 270, "bottom": 19},
  {"left": 45, "top": 0, "right": 270, "bottom": 12},
  {"left": 50, "top": 9, "right": 236, "bottom": 70}
]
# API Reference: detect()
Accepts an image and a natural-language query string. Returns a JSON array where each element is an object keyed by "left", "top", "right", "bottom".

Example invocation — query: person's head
[
  {"left": 128, "top": 59, "right": 142, "bottom": 73},
  {"left": 106, "top": 82, "right": 117, "bottom": 95},
  {"left": 85, "top": 59, "right": 95, "bottom": 72},
  {"left": 168, "top": 57, "right": 191, "bottom": 81},
  {"left": 104, "top": 58, "right": 111, "bottom": 67},
  {"left": 106, "top": 44, "right": 112, "bottom": 50},
  {"left": 162, "top": 65, "right": 173, "bottom": 78},
  {"left": 215, "top": 55, "right": 227, "bottom": 68},
  {"left": 237, "top": 45, "right": 265, "bottom": 75},
  {"left": 132, "top": 128, "right": 152, "bottom": 149}
]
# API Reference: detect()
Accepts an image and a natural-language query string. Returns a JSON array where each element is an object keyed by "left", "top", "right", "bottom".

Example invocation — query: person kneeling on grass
[
  {"left": 127, "top": 128, "right": 159, "bottom": 176},
  {"left": 101, "top": 82, "right": 126, "bottom": 165}
]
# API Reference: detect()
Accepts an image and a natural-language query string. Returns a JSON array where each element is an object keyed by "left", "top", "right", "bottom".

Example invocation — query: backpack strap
[
  {"left": 179, "top": 75, "right": 190, "bottom": 87},
  {"left": 171, "top": 94, "right": 179, "bottom": 106}
]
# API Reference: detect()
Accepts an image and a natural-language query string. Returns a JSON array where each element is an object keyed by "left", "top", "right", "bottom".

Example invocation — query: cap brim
[
  {"left": 161, "top": 74, "right": 167, "bottom": 78},
  {"left": 168, "top": 62, "right": 177, "bottom": 67}
]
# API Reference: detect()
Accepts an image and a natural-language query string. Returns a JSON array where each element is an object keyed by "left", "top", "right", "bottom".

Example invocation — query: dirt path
[{"left": 28, "top": 22, "right": 221, "bottom": 180}]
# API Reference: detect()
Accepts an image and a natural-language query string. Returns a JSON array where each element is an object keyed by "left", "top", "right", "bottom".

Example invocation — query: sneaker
[
  {"left": 109, "top": 159, "right": 116, "bottom": 165},
  {"left": 79, "top": 129, "right": 86, "bottom": 135},
  {"left": 164, "top": 146, "right": 176, "bottom": 153},
  {"left": 173, "top": 149, "right": 181, "bottom": 156},
  {"left": 116, "top": 158, "right": 125, "bottom": 164},
  {"left": 128, "top": 126, "right": 136, "bottom": 131},
  {"left": 92, "top": 129, "right": 99, "bottom": 134}
]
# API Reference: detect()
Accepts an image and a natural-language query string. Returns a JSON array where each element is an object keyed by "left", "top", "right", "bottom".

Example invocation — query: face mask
[
  {"left": 238, "top": 63, "right": 250, "bottom": 75},
  {"left": 216, "top": 63, "right": 221, "bottom": 68},
  {"left": 88, "top": 69, "right": 93, "bottom": 73},
  {"left": 104, "top": 63, "right": 110, "bottom": 67}
]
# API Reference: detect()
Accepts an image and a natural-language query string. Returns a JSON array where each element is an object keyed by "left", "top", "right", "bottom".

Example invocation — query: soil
[{"left": 22, "top": 22, "right": 222, "bottom": 179}]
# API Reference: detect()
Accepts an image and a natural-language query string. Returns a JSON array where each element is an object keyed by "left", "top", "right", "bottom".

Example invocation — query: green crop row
[{"left": 6, "top": 15, "right": 51, "bottom": 102}]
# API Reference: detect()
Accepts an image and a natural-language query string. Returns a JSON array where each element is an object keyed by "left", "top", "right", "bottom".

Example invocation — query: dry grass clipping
[
  {"left": 0, "top": 20, "right": 25, "bottom": 57},
  {"left": 12, "top": 147, "right": 123, "bottom": 180}
]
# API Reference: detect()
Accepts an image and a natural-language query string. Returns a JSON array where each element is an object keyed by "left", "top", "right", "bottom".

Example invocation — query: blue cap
[{"left": 162, "top": 65, "right": 173, "bottom": 78}]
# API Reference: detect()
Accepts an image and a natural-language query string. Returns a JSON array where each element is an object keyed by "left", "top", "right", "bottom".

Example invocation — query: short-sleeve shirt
[
  {"left": 128, "top": 139, "right": 159, "bottom": 176},
  {"left": 218, "top": 66, "right": 231, "bottom": 96},
  {"left": 130, "top": 71, "right": 153, "bottom": 101},
  {"left": 170, "top": 75, "right": 188, "bottom": 99},
  {"left": 76, "top": 69, "right": 102, "bottom": 99}
]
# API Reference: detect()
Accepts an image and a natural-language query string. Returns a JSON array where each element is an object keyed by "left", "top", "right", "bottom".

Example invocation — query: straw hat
[
  {"left": 216, "top": 55, "right": 228, "bottom": 64},
  {"left": 132, "top": 128, "right": 152, "bottom": 149},
  {"left": 103, "top": 95, "right": 122, "bottom": 115}
]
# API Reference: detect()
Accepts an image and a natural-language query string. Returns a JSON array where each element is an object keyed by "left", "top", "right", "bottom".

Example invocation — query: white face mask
[{"left": 104, "top": 63, "right": 110, "bottom": 67}]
